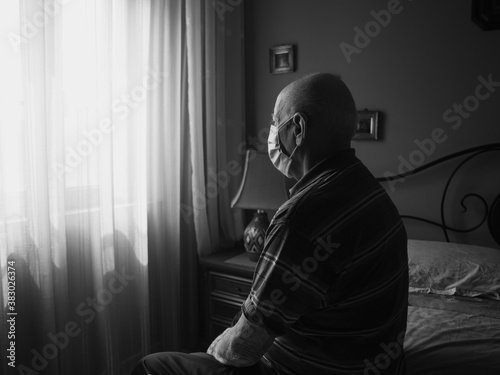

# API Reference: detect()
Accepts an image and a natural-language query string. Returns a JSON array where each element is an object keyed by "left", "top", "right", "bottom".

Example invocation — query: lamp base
[{"left": 243, "top": 210, "right": 270, "bottom": 262}]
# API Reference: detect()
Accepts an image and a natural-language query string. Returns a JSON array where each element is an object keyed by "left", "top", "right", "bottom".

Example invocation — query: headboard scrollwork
[{"left": 375, "top": 143, "right": 500, "bottom": 246}]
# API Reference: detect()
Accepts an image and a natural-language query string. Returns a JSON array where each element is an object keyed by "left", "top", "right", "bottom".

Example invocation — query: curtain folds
[
  {"left": 0, "top": 0, "right": 242, "bottom": 374},
  {"left": 187, "top": 0, "right": 243, "bottom": 256}
]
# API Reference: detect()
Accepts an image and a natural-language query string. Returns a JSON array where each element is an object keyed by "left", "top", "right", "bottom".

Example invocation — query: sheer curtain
[
  {"left": 0, "top": 0, "right": 240, "bottom": 374},
  {"left": 145, "top": 0, "right": 243, "bottom": 354}
]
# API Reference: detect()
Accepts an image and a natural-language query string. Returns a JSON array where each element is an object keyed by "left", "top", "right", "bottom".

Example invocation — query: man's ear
[{"left": 293, "top": 113, "right": 307, "bottom": 146}]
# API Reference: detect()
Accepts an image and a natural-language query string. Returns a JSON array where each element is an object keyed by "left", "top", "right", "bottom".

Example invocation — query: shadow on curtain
[{"left": 0, "top": 0, "right": 242, "bottom": 374}]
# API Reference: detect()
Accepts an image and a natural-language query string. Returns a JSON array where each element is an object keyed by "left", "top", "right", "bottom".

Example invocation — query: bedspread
[{"left": 405, "top": 305, "right": 500, "bottom": 375}]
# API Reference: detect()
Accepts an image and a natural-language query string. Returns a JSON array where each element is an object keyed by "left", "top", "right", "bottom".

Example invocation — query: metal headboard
[{"left": 375, "top": 143, "right": 500, "bottom": 246}]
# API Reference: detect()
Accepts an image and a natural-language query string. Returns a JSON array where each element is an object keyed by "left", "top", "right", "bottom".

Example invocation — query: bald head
[{"left": 274, "top": 73, "right": 357, "bottom": 150}]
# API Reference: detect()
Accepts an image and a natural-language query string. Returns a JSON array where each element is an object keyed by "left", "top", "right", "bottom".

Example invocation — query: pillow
[{"left": 408, "top": 239, "right": 500, "bottom": 300}]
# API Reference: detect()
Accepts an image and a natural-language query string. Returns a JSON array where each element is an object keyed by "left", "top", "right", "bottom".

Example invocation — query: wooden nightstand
[{"left": 199, "top": 248, "right": 257, "bottom": 348}]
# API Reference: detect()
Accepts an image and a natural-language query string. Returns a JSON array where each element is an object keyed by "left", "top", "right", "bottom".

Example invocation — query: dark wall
[{"left": 244, "top": 0, "right": 500, "bottom": 247}]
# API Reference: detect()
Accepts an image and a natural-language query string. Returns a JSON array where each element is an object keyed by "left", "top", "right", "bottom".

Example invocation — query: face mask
[{"left": 268, "top": 115, "right": 300, "bottom": 178}]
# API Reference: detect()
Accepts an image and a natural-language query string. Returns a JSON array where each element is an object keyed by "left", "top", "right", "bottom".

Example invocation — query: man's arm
[{"left": 206, "top": 312, "right": 274, "bottom": 367}]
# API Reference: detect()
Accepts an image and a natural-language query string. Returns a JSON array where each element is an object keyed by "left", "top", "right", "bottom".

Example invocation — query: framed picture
[
  {"left": 270, "top": 45, "right": 295, "bottom": 74},
  {"left": 353, "top": 111, "right": 378, "bottom": 140}
]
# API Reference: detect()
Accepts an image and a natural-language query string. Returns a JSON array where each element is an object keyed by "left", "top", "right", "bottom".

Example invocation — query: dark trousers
[{"left": 131, "top": 352, "right": 279, "bottom": 375}]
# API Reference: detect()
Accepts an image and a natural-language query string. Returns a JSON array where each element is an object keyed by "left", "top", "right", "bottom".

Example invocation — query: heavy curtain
[{"left": 0, "top": 0, "right": 242, "bottom": 374}]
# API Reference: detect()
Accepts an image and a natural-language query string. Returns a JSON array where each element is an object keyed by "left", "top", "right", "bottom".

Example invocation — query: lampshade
[{"left": 231, "top": 149, "right": 289, "bottom": 210}]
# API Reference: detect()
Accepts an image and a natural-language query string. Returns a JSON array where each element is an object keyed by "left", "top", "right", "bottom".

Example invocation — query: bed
[
  {"left": 403, "top": 240, "right": 500, "bottom": 374},
  {"left": 375, "top": 143, "right": 500, "bottom": 374}
]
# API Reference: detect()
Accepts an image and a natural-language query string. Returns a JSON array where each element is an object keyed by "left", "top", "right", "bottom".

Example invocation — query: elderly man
[{"left": 132, "top": 73, "right": 408, "bottom": 375}]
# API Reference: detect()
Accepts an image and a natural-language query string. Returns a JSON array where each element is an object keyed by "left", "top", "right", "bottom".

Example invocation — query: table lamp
[{"left": 231, "top": 149, "right": 289, "bottom": 261}]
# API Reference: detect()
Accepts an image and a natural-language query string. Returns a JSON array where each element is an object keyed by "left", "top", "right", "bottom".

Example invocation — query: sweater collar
[{"left": 289, "top": 149, "right": 359, "bottom": 197}]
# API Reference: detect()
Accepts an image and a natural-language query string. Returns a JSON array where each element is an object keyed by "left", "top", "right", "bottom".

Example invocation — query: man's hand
[{"left": 206, "top": 312, "right": 274, "bottom": 367}]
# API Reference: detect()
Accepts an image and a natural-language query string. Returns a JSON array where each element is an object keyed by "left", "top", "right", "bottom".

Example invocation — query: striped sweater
[{"left": 242, "top": 149, "right": 408, "bottom": 375}]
